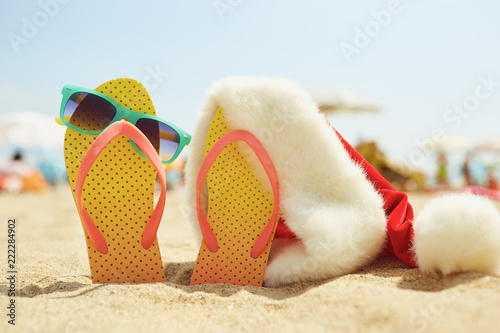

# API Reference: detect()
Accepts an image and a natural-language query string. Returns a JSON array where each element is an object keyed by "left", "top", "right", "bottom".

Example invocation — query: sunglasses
[{"left": 57, "top": 85, "right": 191, "bottom": 164}]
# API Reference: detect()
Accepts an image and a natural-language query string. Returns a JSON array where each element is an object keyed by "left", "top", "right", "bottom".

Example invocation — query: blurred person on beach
[
  {"left": 462, "top": 152, "right": 475, "bottom": 187},
  {"left": 0, "top": 151, "right": 48, "bottom": 193},
  {"left": 486, "top": 167, "right": 499, "bottom": 191},
  {"left": 435, "top": 152, "right": 448, "bottom": 190}
]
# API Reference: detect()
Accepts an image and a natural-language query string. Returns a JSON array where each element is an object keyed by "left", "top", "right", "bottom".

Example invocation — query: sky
[{"left": 1, "top": 0, "right": 499, "bottom": 174}]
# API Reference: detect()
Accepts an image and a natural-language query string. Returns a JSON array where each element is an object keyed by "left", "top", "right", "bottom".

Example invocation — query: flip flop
[
  {"left": 63, "top": 79, "right": 166, "bottom": 284},
  {"left": 190, "top": 108, "right": 280, "bottom": 286}
]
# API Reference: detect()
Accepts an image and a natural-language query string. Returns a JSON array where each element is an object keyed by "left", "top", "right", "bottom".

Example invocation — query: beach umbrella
[
  {"left": 429, "top": 135, "right": 471, "bottom": 151},
  {"left": 0, "top": 111, "right": 66, "bottom": 148},
  {"left": 309, "top": 87, "right": 380, "bottom": 114},
  {"left": 475, "top": 138, "right": 500, "bottom": 152}
]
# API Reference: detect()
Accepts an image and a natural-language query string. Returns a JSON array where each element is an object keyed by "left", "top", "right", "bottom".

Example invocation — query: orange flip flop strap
[
  {"left": 75, "top": 120, "right": 167, "bottom": 254},
  {"left": 196, "top": 130, "right": 280, "bottom": 259}
]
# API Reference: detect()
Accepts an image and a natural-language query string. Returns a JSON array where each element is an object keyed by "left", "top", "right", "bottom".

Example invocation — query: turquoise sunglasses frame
[{"left": 58, "top": 84, "right": 191, "bottom": 164}]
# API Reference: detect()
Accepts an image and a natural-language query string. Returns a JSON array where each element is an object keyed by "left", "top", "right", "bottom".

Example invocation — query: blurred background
[{"left": 1, "top": 0, "right": 499, "bottom": 195}]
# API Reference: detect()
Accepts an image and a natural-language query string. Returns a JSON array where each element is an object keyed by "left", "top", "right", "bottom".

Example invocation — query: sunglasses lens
[
  {"left": 136, "top": 118, "right": 180, "bottom": 162},
  {"left": 64, "top": 92, "right": 116, "bottom": 131}
]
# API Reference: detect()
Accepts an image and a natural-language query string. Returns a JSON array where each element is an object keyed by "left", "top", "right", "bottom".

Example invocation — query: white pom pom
[{"left": 413, "top": 193, "right": 500, "bottom": 275}]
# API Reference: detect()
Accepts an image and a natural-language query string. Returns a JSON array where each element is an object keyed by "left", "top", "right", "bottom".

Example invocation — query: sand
[{"left": 1, "top": 185, "right": 499, "bottom": 333}]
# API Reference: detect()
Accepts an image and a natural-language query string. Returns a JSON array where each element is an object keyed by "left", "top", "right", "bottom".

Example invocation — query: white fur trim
[
  {"left": 185, "top": 77, "right": 387, "bottom": 287},
  {"left": 413, "top": 193, "right": 500, "bottom": 275}
]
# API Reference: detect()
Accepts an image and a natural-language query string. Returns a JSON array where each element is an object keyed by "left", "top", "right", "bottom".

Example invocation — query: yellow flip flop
[
  {"left": 190, "top": 107, "right": 280, "bottom": 287},
  {"left": 63, "top": 79, "right": 165, "bottom": 284}
]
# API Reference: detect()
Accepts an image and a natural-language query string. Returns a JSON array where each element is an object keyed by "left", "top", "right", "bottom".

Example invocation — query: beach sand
[{"left": 1, "top": 185, "right": 499, "bottom": 332}]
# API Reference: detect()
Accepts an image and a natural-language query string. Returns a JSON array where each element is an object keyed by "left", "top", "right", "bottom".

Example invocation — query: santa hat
[{"left": 185, "top": 77, "right": 500, "bottom": 287}]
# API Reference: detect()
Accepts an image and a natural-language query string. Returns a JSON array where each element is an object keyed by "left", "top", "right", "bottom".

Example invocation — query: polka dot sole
[
  {"left": 190, "top": 107, "right": 277, "bottom": 287},
  {"left": 64, "top": 78, "right": 165, "bottom": 284}
]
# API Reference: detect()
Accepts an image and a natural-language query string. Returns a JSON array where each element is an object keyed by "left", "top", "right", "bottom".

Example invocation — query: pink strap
[
  {"left": 75, "top": 120, "right": 167, "bottom": 254},
  {"left": 196, "top": 130, "right": 280, "bottom": 259}
]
